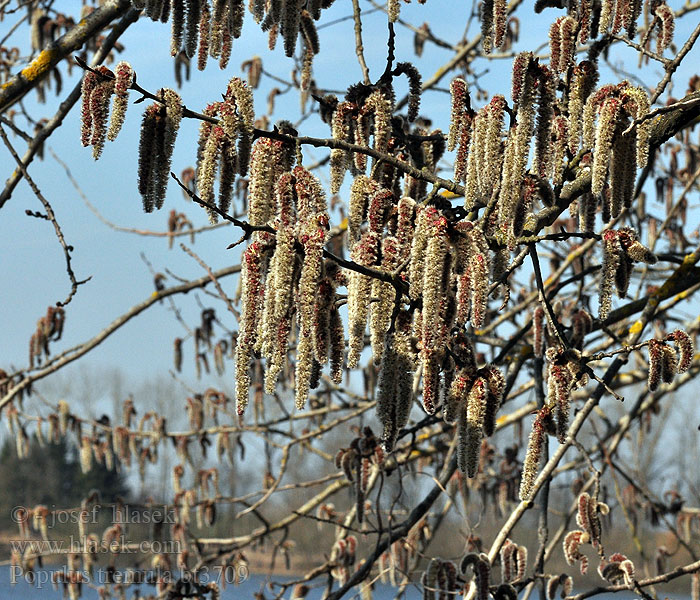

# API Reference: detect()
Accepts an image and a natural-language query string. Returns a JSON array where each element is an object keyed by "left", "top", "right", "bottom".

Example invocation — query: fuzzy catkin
[
  {"left": 459, "top": 377, "right": 487, "bottom": 477},
  {"left": 137, "top": 104, "right": 160, "bottom": 213},
  {"left": 591, "top": 97, "right": 621, "bottom": 195},
  {"left": 80, "top": 71, "right": 99, "bottom": 148},
  {"left": 156, "top": 88, "right": 183, "bottom": 209},
  {"left": 519, "top": 406, "right": 550, "bottom": 501},
  {"left": 282, "top": 0, "right": 301, "bottom": 56},
  {"left": 448, "top": 78, "right": 468, "bottom": 152},
  {"left": 197, "top": 125, "right": 225, "bottom": 220},
  {"left": 89, "top": 79, "right": 115, "bottom": 160},
  {"left": 599, "top": 230, "right": 619, "bottom": 320},
  {"left": 364, "top": 90, "right": 393, "bottom": 157},
  {"left": 236, "top": 240, "right": 268, "bottom": 414},
  {"left": 609, "top": 130, "right": 635, "bottom": 216},
  {"left": 185, "top": 0, "right": 202, "bottom": 58},
  {"left": 347, "top": 231, "right": 379, "bottom": 368},
  {"left": 171, "top": 0, "right": 185, "bottom": 54},
  {"left": 534, "top": 66, "right": 555, "bottom": 179},
  {"left": 107, "top": 62, "right": 134, "bottom": 142},
  {"left": 568, "top": 62, "right": 598, "bottom": 153},
  {"left": 481, "top": 0, "right": 495, "bottom": 53},
  {"left": 369, "top": 237, "right": 399, "bottom": 364},
  {"left": 197, "top": 0, "right": 211, "bottom": 70},
  {"left": 654, "top": 3, "right": 675, "bottom": 53},
  {"left": 330, "top": 102, "right": 354, "bottom": 193},
  {"left": 377, "top": 320, "right": 415, "bottom": 451}
]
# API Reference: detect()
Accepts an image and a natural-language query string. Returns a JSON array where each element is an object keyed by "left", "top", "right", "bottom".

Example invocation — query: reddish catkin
[
  {"left": 80, "top": 70, "right": 99, "bottom": 147},
  {"left": 547, "top": 360, "right": 572, "bottom": 444},
  {"left": 654, "top": 2, "right": 675, "bottom": 53},
  {"left": 347, "top": 231, "right": 379, "bottom": 368},
  {"left": 563, "top": 530, "right": 590, "bottom": 574},
  {"left": 448, "top": 78, "right": 469, "bottom": 152},
  {"left": 647, "top": 339, "right": 664, "bottom": 391},
  {"left": 235, "top": 240, "right": 268, "bottom": 414},
  {"left": 576, "top": 492, "right": 604, "bottom": 546},
  {"left": 197, "top": 0, "right": 211, "bottom": 70},
  {"left": 548, "top": 18, "right": 562, "bottom": 74},
  {"left": 557, "top": 16, "right": 577, "bottom": 73},
  {"left": 89, "top": 77, "right": 115, "bottom": 160},
  {"left": 500, "top": 539, "right": 517, "bottom": 583},
  {"left": 666, "top": 329, "right": 694, "bottom": 373},
  {"left": 579, "top": 0, "right": 592, "bottom": 43},
  {"left": 493, "top": 0, "right": 507, "bottom": 49},
  {"left": 460, "top": 554, "right": 491, "bottom": 600}
]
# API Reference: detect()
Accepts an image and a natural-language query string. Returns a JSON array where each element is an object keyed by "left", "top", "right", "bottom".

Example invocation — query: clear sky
[{"left": 0, "top": 0, "right": 697, "bottom": 394}]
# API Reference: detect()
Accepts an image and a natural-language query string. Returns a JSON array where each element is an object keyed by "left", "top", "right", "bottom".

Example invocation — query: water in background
[
  {"left": 1, "top": 567, "right": 693, "bottom": 599},
  {"left": 0, "top": 566, "right": 423, "bottom": 599}
]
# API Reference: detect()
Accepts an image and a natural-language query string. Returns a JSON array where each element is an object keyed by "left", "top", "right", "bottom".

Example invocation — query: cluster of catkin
[
  {"left": 442, "top": 334, "right": 505, "bottom": 477},
  {"left": 480, "top": 0, "right": 508, "bottom": 53},
  {"left": 646, "top": 329, "right": 694, "bottom": 391},
  {"left": 451, "top": 60, "right": 555, "bottom": 245},
  {"left": 453, "top": 87, "right": 507, "bottom": 211},
  {"left": 499, "top": 538, "right": 528, "bottom": 584},
  {"left": 329, "top": 535, "right": 357, "bottom": 585},
  {"left": 137, "top": 88, "right": 184, "bottom": 212},
  {"left": 581, "top": 82, "right": 651, "bottom": 207},
  {"left": 460, "top": 553, "right": 492, "bottom": 600},
  {"left": 421, "top": 558, "right": 458, "bottom": 600},
  {"left": 499, "top": 54, "right": 555, "bottom": 240},
  {"left": 598, "top": 553, "right": 635, "bottom": 585},
  {"left": 563, "top": 492, "right": 608, "bottom": 573},
  {"left": 519, "top": 345, "right": 589, "bottom": 500},
  {"left": 234, "top": 158, "right": 347, "bottom": 414},
  {"left": 545, "top": 574, "right": 573, "bottom": 600},
  {"left": 80, "top": 61, "right": 134, "bottom": 160},
  {"left": 330, "top": 69, "right": 421, "bottom": 193},
  {"left": 335, "top": 427, "right": 384, "bottom": 524},
  {"left": 599, "top": 227, "right": 656, "bottom": 319},
  {"left": 597, "top": 0, "right": 642, "bottom": 38},
  {"left": 133, "top": 0, "right": 335, "bottom": 67},
  {"left": 134, "top": 0, "right": 242, "bottom": 68},
  {"left": 650, "top": 1, "right": 675, "bottom": 53},
  {"left": 194, "top": 78, "right": 254, "bottom": 222},
  {"left": 29, "top": 306, "right": 65, "bottom": 368},
  {"left": 545, "top": 346, "right": 587, "bottom": 443}
]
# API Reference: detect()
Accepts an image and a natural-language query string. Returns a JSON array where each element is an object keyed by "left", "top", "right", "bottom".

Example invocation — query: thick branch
[{"left": 0, "top": 0, "right": 134, "bottom": 112}]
